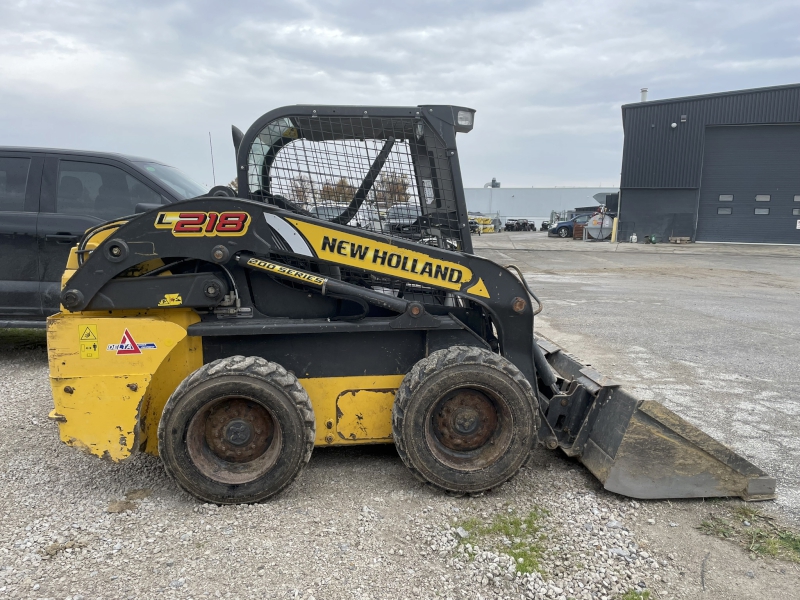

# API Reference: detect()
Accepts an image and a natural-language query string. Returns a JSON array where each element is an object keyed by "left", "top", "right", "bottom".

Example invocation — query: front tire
[
  {"left": 392, "top": 347, "right": 538, "bottom": 494},
  {"left": 557, "top": 226, "right": 569, "bottom": 238},
  {"left": 158, "top": 356, "right": 315, "bottom": 504}
]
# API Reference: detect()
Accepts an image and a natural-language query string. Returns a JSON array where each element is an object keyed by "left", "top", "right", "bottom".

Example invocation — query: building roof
[{"left": 622, "top": 82, "right": 800, "bottom": 112}]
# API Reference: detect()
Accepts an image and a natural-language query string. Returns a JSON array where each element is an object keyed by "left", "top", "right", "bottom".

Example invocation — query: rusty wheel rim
[
  {"left": 425, "top": 387, "right": 512, "bottom": 471},
  {"left": 186, "top": 396, "right": 282, "bottom": 485}
]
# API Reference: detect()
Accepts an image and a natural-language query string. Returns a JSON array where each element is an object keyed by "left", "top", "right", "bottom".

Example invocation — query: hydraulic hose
[{"left": 504, "top": 264, "right": 543, "bottom": 315}]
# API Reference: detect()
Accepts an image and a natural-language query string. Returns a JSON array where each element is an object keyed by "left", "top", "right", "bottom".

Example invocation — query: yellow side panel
[
  {"left": 50, "top": 375, "right": 150, "bottom": 460},
  {"left": 140, "top": 332, "right": 203, "bottom": 455},
  {"left": 336, "top": 389, "right": 395, "bottom": 441},
  {"left": 47, "top": 309, "right": 201, "bottom": 461},
  {"left": 299, "top": 375, "right": 404, "bottom": 446}
]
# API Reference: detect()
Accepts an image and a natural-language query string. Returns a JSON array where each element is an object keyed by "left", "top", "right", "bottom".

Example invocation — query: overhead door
[{"left": 696, "top": 124, "right": 800, "bottom": 244}]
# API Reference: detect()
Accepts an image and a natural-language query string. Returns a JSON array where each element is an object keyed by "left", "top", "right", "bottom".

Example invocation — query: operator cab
[{"left": 232, "top": 105, "right": 476, "bottom": 253}]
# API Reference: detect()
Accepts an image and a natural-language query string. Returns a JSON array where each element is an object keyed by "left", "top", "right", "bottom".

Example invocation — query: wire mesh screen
[{"left": 246, "top": 115, "right": 464, "bottom": 248}]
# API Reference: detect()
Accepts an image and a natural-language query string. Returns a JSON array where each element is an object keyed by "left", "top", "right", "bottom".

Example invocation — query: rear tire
[
  {"left": 392, "top": 347, "right": 538, "bottom": 494},
  {"left": 158, "top": 356, "right": 315, "bottom": 504},
  {"left": 557, "top": 226, "right": 569, "bottom": 238}
]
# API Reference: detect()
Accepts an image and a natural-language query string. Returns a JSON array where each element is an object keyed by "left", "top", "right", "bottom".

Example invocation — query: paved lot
[
  {"left": 474, "top": 232, "right": 800, "bottom": 523},
  {"left": 0, "top": 234, "right": 798, "bottom": 600}
]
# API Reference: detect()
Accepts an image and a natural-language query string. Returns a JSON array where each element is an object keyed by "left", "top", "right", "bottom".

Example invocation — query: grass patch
[
  {"left": 697, "top": 504, "right": 800, "bottom": 563},
  {"left": 618, "top": 590, "right": 650, "bottom": 600},
  {"left": 455, "top": 507, "right": 548, "bottom": 574},
  {"left": 734, "top": 505, "right": 761, "bottom": 521},
  {"left": 699, "top": 517, "right": 734, "bottom": 539}
]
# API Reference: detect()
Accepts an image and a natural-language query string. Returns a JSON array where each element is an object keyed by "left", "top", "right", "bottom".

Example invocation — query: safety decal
[
  {"left": 158, "top": 293, "right": 183, "bottom": 306},
  {"left": 422, "top": 179, "right": 435, "bottom": 205},
  {"left": 107, "top": 329, "right": 157, "bottom": 355},
  {"left": 154, "top": 211, "right": 250, "bottom": 237},
  {"left": 285, "top": 218, "right": 475, "bottom": 292},
  {"left": 245, "top": 257, "right": 327, "bottom": 286},
  {"left": 78, "top": 324, "right": 99, "bottom": 359}
]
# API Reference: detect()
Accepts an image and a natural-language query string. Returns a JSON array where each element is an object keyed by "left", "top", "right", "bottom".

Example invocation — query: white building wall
[{"left": 464, "top": 187, "right": 618, "bottom": 223}]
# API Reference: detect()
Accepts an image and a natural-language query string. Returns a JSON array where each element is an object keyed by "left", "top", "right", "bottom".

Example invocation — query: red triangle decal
[{"left": 116, "top": 329, "right": 142, "bottom": 355}]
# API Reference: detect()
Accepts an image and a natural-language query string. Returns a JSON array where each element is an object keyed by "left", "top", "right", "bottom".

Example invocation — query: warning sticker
[
  {"left": 79, "top": 325, "right": 98, "bottom": 341},
  {"left": 107, "top": 329, "right": 157, "bottom": 355},
  {"left": 80, "top": 341, "right": 100, "bottom": 359},
  {"left": 78, "top": 324, "right": 99, "bottom": 359},
  {"left": 158, "top": 293, "right": 183, "bottom": 306},
  {"left": 422, "top": 179, "right": 435, "bottom": 205}
]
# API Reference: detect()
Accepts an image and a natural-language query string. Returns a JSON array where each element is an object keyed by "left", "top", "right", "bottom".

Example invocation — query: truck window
[
  {"left": 56, "top": 161, "right": 162, "bottom": 220},
  {"left": 0, "top": 157, "right": 31, "bottom": 212},
  {"left": 134, "top": 162, "right": 206, "bottom": 199}
]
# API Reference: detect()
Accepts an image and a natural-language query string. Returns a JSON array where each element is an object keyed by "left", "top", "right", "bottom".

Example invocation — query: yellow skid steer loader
[{"left": 46, "top": 105, "right": 775, "bottom": 504}]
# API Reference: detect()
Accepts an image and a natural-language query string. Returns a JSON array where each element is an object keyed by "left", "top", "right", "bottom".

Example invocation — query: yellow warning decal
[
  {"left": 465, "top": 277, "right": 490, "bottom": 298},
  {"left": 245, "top": 257, "right": 327, "bottom": 286},
  {"left": 286, "top": 219, "right": 475, "bottom": 292},
  {"left": 158, "top": 294, "right": 183, "bottom": 306},
  {"left": 78, "top": 324, "right": 99, "bottom": 359},
  {"left": 80, "top": 325, "right": 97, "bottom": 341}
]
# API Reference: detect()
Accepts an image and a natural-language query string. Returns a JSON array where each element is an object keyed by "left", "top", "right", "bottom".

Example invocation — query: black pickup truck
[{"left": 0, "top": 148, "right": 210, "bottom": 327}]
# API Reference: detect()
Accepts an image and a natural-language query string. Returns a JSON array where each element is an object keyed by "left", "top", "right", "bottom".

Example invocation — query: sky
[{"left": 1, "top": 0, "right": 799, "bottom": 190}]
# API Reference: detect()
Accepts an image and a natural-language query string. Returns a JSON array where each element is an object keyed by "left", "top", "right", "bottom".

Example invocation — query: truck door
[
  {"left": 0, "top": 152, "right": 44, "bottom": 318},
  {"left": 37, "top": 155, "right": 165, "bottom": 315}
]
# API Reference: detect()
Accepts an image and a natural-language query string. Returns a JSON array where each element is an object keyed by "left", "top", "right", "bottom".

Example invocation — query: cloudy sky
[{"left": 2, "top": 0, "right": 799, "bottom": 189}]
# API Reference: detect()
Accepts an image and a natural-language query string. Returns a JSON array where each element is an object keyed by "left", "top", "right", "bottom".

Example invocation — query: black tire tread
[
  {"left": 392, "top": 346, "right": 539, "bottom": 492},
  {"left": 158, "top": 355, "right": 315, "bottom": 501}
]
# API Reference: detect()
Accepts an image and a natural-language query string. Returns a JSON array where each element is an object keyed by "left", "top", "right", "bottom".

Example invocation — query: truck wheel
[
  {"left": 392, "top": 346, "right": 538, "bottom": 494},
  {"left": 158, "top": 356, "right": 315, "bottom": 504}
]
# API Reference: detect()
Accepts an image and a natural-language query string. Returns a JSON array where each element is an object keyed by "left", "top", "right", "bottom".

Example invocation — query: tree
[
  {"left": 373, "top": 172, "right": 411, "bottom": 208},
  {"left": 319, "top": 177, "right": 356, "bottom": 204},
  {"left": 289, "top": 175, "right": 314, "bottom": 208}
]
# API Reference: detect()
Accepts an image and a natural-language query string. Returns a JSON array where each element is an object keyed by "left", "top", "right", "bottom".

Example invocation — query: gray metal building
[{"left": 619, "top": 83, "right": 800, "bottom": 244}]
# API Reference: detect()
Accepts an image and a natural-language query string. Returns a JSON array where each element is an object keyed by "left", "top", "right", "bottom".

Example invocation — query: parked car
[
  {"left": 0, "top": 147, "right": 208, "bottom": 327},
  {"left": 504, "top": 219, "right": 532, "bottom": 232},
  {"left": 386, "top": 202, "right": 422, "bottom": 232},
  {"left": 310, "top": 202, "right": 383, "bottom": 232},
  {"left": 385, "top": 202, "right": 422, "bottom": 234},
  {"left": 547, "top": 213, "right": 593, "bottom": 238},
  {"left": 468, "top": 219, "right": 481, "bottom": 235},
  {"left": 540, "top": 221, "right": 550, "bottom": 231}
]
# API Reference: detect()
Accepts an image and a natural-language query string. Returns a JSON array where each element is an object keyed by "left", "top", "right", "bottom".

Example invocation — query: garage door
[{"left": 696, "top": 124, "right": 800, "bottom": 244}]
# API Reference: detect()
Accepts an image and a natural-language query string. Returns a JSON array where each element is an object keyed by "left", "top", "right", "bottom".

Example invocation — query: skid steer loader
[{"left": 46, "top": 104, "right": 775, "bottom": 504}]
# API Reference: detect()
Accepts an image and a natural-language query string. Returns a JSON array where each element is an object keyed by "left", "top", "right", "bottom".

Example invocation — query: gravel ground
[
  {"left": 0, "top": 336, "right": 668, "bottom": 600},
  {"left": 1, "top": 237, "right": 799, "bottom": 599}
]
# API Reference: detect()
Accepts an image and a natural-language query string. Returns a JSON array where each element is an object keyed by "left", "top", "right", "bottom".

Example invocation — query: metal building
[{"left": 619, "top": 83, "right": 800, "bottom": 244}]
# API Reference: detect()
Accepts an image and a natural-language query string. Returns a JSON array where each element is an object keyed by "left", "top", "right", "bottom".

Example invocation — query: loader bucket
[{"left": 536, "top": 338, "right": 776, "bottom": 501}]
